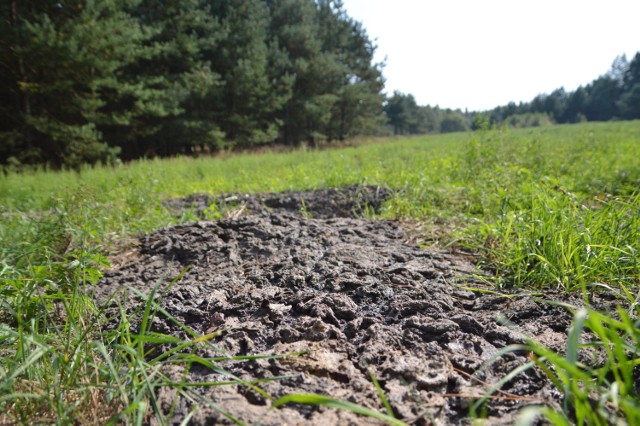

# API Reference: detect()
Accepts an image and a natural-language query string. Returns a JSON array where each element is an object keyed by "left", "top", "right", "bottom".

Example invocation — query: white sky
[{"left": 342, "top": 0, "right": 640, "bottom": 111}]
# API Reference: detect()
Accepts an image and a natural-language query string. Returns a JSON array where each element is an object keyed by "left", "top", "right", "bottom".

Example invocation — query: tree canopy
[
  {"left": 1, "top": 0, "right": 385, "bottom": 168},
  {"left": 485, "top": 53, "right": 640, "bottom": 126},
  {"left": 387, "top": 52, "right": 640, "bottom": 136}
]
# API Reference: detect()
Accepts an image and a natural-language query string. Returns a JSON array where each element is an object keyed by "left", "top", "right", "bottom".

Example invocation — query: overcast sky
[{"left": 342, "top": 0, "right": 640, "bottom": 111}]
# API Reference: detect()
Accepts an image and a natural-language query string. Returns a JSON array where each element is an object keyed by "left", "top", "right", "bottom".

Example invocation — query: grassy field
[{"left": 1, "top": 121, "right": 639, "bottom": 424}]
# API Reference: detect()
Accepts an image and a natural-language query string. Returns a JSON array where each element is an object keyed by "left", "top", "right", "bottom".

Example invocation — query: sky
[{"left": 342, "top": 0, "right": 640, "bottom": 112}]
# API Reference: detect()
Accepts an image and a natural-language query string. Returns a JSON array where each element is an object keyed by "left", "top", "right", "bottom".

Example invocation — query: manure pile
[{"left": 96, "top": 186, "right": 587, "bottom": 425}]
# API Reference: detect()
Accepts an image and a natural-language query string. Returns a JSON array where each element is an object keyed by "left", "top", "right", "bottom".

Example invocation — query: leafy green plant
[
  {"left": 475, "top": 305, "right": 640, "bottom": 425},
  {"left": 299, "top": 199, "right": 312, "bottom": 219}
]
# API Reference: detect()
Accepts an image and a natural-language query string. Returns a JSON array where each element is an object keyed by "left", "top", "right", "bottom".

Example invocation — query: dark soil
[{"left": 95, "top": 185, "right": 600, "bottom": 425}]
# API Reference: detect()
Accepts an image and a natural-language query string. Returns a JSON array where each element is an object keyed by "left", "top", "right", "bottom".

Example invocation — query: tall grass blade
[
  {"left": 272, "top": 393, "right": 408, "bottom": 426},
  {"left": 368, "top": 368, "right": 395, "bottom": 418}
]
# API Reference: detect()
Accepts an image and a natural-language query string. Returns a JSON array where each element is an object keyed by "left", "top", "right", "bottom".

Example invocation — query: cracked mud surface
[{"left": 95, "top": 185, "right": 601, "bottom": 425}]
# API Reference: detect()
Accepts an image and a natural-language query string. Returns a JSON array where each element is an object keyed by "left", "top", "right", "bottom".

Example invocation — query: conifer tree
[
  {"left": 1, "top": 0, "right": 148, "bottom": 167},
  {"left": 208, "top": 0, "right": 290, "bottom": 147},
  {"left": 1, "top": 0, "right": 388, "bottom": 166},
  {"left": 119, "top": 0, "right": 225, "bottom": 158}
]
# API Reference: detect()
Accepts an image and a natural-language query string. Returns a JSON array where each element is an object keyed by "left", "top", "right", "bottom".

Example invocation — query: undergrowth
[
  {"left": 477, "top": 304, "right": 640, "bottom": 425},
  {"left": 1, "top": 121, "right": 640, "bottom": 423}
]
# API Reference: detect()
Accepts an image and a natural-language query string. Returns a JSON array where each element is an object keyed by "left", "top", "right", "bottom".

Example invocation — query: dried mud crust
[
  {"left": 96, "top": 186, "right": 591, "bottom": 425},
  {"left": 161, "top": 184, "right": 394, "bottom": 220}
]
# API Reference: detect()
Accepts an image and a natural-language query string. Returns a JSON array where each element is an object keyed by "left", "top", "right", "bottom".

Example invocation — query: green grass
[
  {"left": 1, "top": 120, "right": 640, "bottom": 423},
  {"left": 477, "top": 304, "right": 640, "bottom": 425}
]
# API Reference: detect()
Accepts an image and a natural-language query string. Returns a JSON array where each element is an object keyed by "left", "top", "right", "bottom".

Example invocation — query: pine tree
[
  {"left": 618, "top": 53, "right": 640, "bottom": 119},
  {"left": 316, "top": 0, "right": 384, "bottom": 141},
  {"left": 208, "top": 0, "right": 290, "bottom": 148},
  {"left": 1, "top": 0, "right": 388, "bottom": 166},
  {"left": 1, "top": 0, "right": 149, "bottom": 168},
  {"left": 119, "top": 0, "right": 225, "bottom": 158},
  {"left": 268, "top": 0, "right": 384, "bottom": 145},
  {"left": 384, "top": 92, "right": 420, "bottom": 135}
]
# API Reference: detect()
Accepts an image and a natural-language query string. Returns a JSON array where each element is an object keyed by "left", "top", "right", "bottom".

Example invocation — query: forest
[
  {"left": 385, "top": 52, "right": 640, "bottom": 135},
  {"left": 1, "top": 0, "right": 386, "bottom": 168},
  {"left": 2, "top": 0, "right": 640, "bottom": 168}
]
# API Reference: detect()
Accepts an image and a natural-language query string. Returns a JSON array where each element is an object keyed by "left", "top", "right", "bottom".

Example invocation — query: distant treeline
[
  {"left": 1, "top": 0, "right": 385, "bottom": 168},
  {"left": 386, "top": 52, "right": 640, "bottom": 135}
]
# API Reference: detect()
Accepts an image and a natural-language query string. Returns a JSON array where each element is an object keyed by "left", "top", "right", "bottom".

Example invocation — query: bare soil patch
[{"left": 95, "top": 185, "right": 601, "bottom": 425}]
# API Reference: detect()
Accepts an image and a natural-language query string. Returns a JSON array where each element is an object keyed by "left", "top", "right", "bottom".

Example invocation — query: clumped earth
[{"left": 96, "top": 185, "right": 599, "bottom": 425}]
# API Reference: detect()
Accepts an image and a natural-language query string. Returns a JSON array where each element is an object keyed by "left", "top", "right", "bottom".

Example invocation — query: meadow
[{"left": 1, "top": 121, "right": 639, "bottom": 424}]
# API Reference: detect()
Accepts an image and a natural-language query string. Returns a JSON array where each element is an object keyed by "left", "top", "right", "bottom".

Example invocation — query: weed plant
[
  {"left": 476, "top": 305, "right": 640, "bottom": 425},
  {"left": 1, "top": 121, "right": 639, "bottom": 423}
]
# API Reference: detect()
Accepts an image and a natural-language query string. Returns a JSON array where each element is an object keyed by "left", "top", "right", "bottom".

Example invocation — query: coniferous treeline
[
  {"left": 487, "top": 53, "right": 640, "bottom": 126},
  {"left": 383, "top": 53, "right": 640, "bottom": 136},
  {"left": 1, "top": 0, "right": 384, "bottom": 168},
  {"left": 384, "top": 92, "right": 470, "bottom": 135}
]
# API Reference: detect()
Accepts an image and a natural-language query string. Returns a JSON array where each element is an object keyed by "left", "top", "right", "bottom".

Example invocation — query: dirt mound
[
  {"left": 96, "top": 186, "right": 585, "bottom": 425},
  {"left": 162, "top": 185, "right": 393, "bottom": 220}
]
